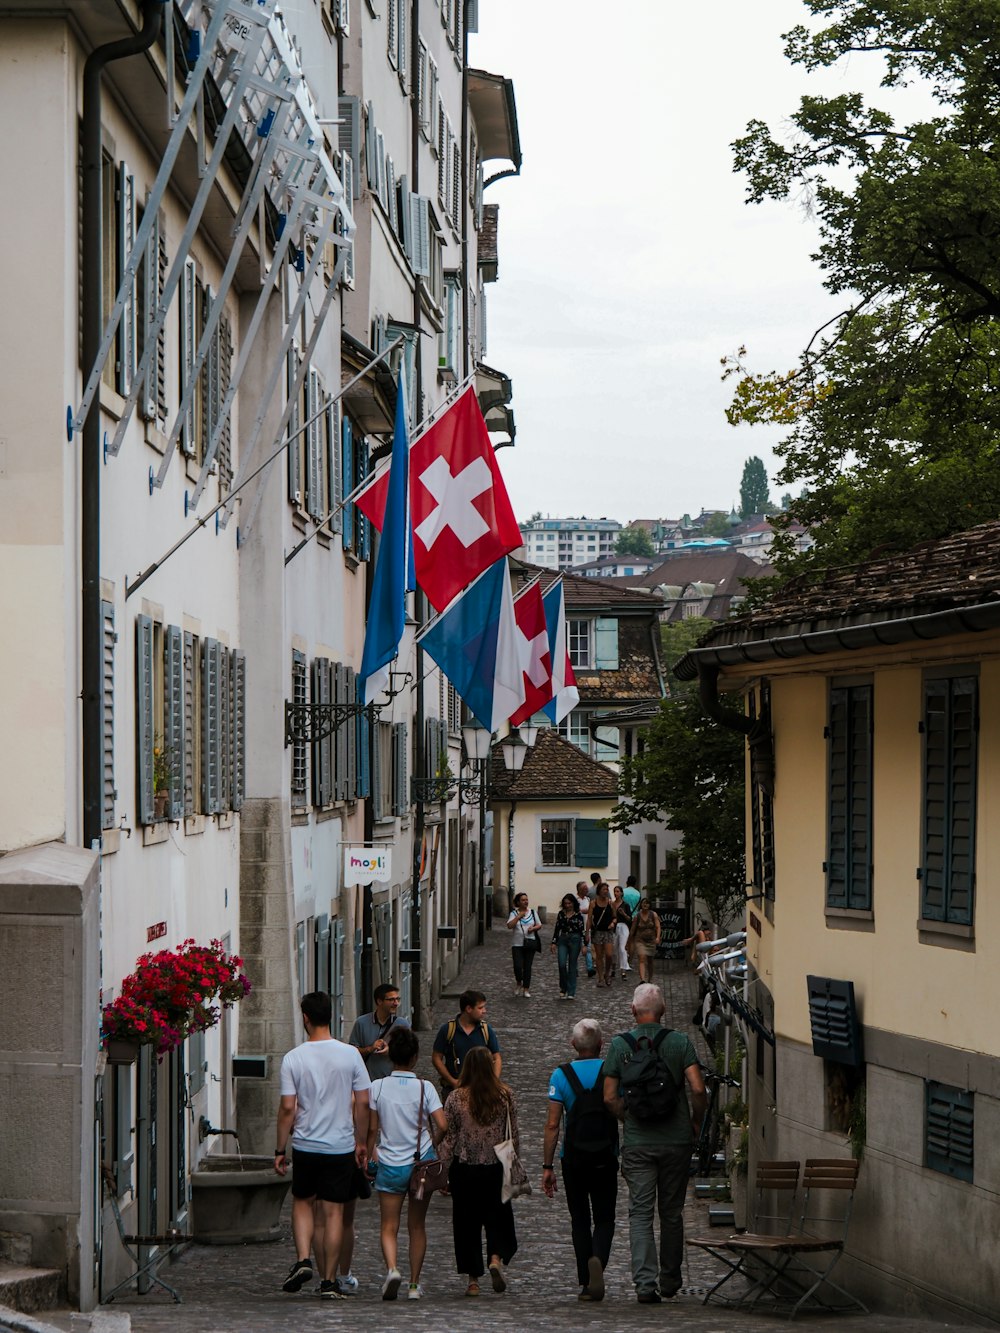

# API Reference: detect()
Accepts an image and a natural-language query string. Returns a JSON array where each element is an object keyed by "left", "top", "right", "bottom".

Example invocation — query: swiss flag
[
  {"left": 509, "top": 580, "right": 553, "bottom": 726},
  {"left": 355, "top": 387, "right": 522, "bottom": 611}
]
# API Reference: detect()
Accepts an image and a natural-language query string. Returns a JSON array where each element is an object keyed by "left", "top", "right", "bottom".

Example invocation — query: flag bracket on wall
[{"left": 283, "top": 669, "right": 411, "bottom": 747}]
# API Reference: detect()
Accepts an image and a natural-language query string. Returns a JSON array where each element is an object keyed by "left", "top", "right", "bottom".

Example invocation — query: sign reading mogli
[{"left": 343, "top": 846, "right": 393, "bottom": 885}]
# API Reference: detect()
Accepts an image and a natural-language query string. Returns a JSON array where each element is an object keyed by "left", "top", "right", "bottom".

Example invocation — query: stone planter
[
  {"left": 190, "top": 1155, "right": 291, "bottom": 1244},
  {"left": 104, "top": 1038, "right": 140, "bottom": 1065}
]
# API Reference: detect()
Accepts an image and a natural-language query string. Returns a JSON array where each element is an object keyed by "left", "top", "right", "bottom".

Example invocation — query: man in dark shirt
[{"left": 431, "top": 989, "right": 501, "bottom": 1095}]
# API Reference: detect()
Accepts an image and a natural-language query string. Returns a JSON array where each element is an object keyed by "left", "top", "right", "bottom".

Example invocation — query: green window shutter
[
  {"left": 921, "top": 676, "right": 978, "bottom": 924},
  {"left": 164, "top": 625, "right": 185, "bottom": 820},
  {"left": 826, "top": 684, "right": 872, "bottom": 911},
  {"left": 574, "top": 818, "right": 608, "bottom": 867},
  {"left": 926, "top": 1081, "right": 974, "bottom": 1182},
  {"left": 342, "top": 416, "right": 355, "bottom": 550},
  {"left": 306, "top": 369, "right": 323, "bottom": 519},
  {"left": 594, "top": 617, "right": 619, "bottom": 669},
  {"left": 202, "top": 638, "right": 221, "bottom": 815},
  {"left": 183, "top": 632, "right": 196, "bottom": 817},
  {"left": 345, "top": 666, "right": 357, "bottom": 796},
  {"left": 136, "top": 614, "right": 155, "bottom": 824},
  {"left": 101, "top": 600, "right": 116, "bottom": 830},
  {"left": 231, "top": 650, "right": 245, "bottom": 811},
  {"left": 327, "top": 401, "right": 343, "bottom": 533}
]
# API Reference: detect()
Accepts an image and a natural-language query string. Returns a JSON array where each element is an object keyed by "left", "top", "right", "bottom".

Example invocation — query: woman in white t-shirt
[
  {"left": 506, "top": 892, "right": 543, "bottom": 997},
  {"left": 367, "top": 1026, "right": 447, "bottom": 1301}
]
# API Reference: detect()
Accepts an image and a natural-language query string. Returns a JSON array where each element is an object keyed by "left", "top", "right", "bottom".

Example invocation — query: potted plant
[
  {"left": 153, "top": 744, "right": 172, "bottom": 818},
  {"left": 101, "top": 939, "right": 251, "bottom": 1060}
]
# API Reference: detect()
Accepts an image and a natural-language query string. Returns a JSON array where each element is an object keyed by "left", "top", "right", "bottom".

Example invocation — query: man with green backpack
[
  {"left": 603, "top": 983, "right": 706, "bottom": 1305},
  {"left": 541, "top": 1019, "right": 620, "bottom": 1302}
]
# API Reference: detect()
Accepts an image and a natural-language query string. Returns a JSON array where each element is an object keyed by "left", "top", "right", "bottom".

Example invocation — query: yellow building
[{"left": 676, "top": 522, "right": 1000, "bottom": 1324}]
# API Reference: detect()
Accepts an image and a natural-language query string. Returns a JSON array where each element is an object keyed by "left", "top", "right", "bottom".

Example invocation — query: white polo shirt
[
  {"left": 369, "top": 1071, "right": 443, "bottom": 1165},
  {"left": 279, "top": 1037, "right": 371, "bottom": 1155}
]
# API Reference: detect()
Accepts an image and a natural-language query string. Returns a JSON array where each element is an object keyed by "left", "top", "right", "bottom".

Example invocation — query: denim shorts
[{"left": 375, "top": 1151, "right": 437, "bottom": 1195}]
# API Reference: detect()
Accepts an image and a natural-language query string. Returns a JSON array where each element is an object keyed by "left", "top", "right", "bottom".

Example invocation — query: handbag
[
  {"left": 408, "top": 1080, "right": 450, "bottom": 1200},
  {"left": 526, "top": 910, "right": 542, "bottom": 952},
  {"left": 494, "top": 1100, "right": 531, "bottom": 1204}
]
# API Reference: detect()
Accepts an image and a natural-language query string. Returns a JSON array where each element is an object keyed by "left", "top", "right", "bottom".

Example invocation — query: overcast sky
[{"left": 469, "top": 0, "right": 853, "bottom": 525}]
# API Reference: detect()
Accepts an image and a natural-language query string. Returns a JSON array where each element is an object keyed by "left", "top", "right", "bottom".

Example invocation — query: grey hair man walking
[{"left": 602, "top": 983, "right": 706, "bottom": 1304}]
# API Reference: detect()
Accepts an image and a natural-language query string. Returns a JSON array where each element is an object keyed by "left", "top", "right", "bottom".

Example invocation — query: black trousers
[
  {"left": 511, "top": 944, "right": 535, "bottom": 988},
  {"left": 562, "top": 1155, "right": 618, "bottom": 1287},
  {"left": 449, "top": 1160, "right": 518, "bottom": 1277}
]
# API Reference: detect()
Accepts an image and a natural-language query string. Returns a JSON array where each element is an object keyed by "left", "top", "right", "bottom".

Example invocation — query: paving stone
[{"left": 113, "top": 927, "right": 971, "bottom": 1332}]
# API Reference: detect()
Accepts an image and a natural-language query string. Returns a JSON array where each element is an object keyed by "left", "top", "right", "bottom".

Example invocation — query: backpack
[
  {"left": 560, "top": 1063, "right": 618, "bottom": 1161},
  {"left": 617, "top": 1029, "right": 681, "bottom": 1121},
  {"left": 444, "top": 1017, "right": 492, "bottom": 1073}
]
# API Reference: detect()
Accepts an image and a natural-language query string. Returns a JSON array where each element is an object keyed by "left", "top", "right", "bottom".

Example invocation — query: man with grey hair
[
  {"left": 541, "top": 1019, "right": 620, "bottom": 1301},
  {"left": 603, "top": 983, "right": 706, "bottom": 1304}
]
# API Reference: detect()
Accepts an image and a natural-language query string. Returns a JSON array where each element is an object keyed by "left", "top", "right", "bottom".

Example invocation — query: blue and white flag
[
  {"left": 359, "top": 377, "right": 409, "bottom": 703},
  {"left": 417, "top": 558, "right": 525, "bottom": 731}
]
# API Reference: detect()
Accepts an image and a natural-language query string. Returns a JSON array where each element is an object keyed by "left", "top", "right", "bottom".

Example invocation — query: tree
[
  {"left": 615, "top": 523, "right": 655, "bottom": 557},
  {"left": 700, "top": 511, "right": 732, "bottom": 539},
  {"left": 725, "top": 2, "right": 1000, "bottom": 579},
  {"left": 660, "top": 617, "right": 714, "bottom": 697},
  {"left": 739, "top": 456, "right": 771, "bottom": 517},
  {"left": 610, "top": 693, "right": 746, "bottom": 929}
]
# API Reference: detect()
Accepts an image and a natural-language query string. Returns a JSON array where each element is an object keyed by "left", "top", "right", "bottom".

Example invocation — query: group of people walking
[
  {"left": 507, "top": 874, "right": 664, "bottom": 998},
  {"left": 274, "top": 961, "right": 708, "bottom": 1306}
]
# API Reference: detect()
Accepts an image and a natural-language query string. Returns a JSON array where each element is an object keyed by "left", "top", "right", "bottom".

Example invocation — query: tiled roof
[
  {"left": 575, "top": 616, "right": 662, "bottom": 701},
  {"left": 489, "top": 728, "right": 618, "bottom": 801},
  {"left": 609, "top": 551, "right": 774, "bottom": 592},
  {"left": 512, "top": 559, "right": 665, "bottom": 611},
  {"left": 698, "top": 520, "right": 1000, "bottom": 647}
]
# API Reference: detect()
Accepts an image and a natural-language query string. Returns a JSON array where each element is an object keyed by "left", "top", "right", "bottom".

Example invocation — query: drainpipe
[
  {"left": 81, "top": 0, "right": 163, "bottom": 850},
  {"left": 696, "top": 663, "right": 773, "bottom": 796}
]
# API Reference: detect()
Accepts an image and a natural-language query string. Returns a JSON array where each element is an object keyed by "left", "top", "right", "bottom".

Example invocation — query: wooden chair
[{"left": 693, "top": 1157, "right": 868, "bottom": 1318}]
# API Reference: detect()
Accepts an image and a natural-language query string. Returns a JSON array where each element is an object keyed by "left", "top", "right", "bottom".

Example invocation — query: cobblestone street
[{"left": 100, "top": 925, "right": 971, "bottom": 1332}]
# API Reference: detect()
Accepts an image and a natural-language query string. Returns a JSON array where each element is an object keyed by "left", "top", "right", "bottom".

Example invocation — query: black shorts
[{"left": 290, "top": 1149, "right": 359, "bottom": 1203}]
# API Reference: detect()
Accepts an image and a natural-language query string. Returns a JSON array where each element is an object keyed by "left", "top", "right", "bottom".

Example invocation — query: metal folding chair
[
  {"left": 102, "top": 1168, "right": 185, "bottom": 1304},
  {"left": 689, "top": 1159, "right": 801, "bottom": 1305}
]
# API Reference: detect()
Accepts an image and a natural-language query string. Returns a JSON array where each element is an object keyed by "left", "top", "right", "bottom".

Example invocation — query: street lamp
[{"left": 461, "top": 722, "right": 494, "bottom": 946}]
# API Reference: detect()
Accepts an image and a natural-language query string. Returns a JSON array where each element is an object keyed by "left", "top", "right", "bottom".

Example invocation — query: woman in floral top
[
  {"left": 443, "top": 1046, "right": 519, "bottom": 1297},
  {"left": 549, "top": 893, "right": 585, "bottom": 999}
]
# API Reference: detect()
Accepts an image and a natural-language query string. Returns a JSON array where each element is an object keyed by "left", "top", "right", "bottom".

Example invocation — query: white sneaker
[
  {"left": 523, "top": 989, "right": 531, "bottom": 997},
  {"left": 337, "top": 1273, "right": 359, "bottom": 1294},
  {"left": 381, "top": 1268, "right": 402, "bottom": 1301},
  {"left": 513, "top": 984, "right": 522, "bottom": 997},
  {"left": 408, "top": 1284, "right": 423, "bottom": 1300}
]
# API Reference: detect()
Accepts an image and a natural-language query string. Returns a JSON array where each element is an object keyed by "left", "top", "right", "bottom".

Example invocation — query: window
[
  {"left": 568, "top": 619, "right": 591, "bottom": 668},
  {"left": 137, "top": 620, "right": 243, "bottom": 824},
  {"left": 826, "top": 683, "right": 873, "bottom": 911},
  {"left": 179, "top": 264, "right": 233, "bottom": 476},
  {"left": 340, "top": 413, "right": 371, "bottom": 559},
  {"left": 558, "top": 709, "right": 590, "bottom": 755},
  {"left": 926, "top": 1081, "right": 974, "bottom": 1182},
  {"left": 920, "top": 671, "right": 978, "bottom": 926},
  {"left": 541, "top": 819, "right": 571, "bottom": 867},
  {"left": 439, "top": 274, "right": 460, "bottom": 374}
]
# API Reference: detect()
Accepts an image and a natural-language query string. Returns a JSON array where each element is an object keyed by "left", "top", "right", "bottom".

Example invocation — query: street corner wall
[{"left": 0, "top": 842, "right": 100, "bottom": 1309}]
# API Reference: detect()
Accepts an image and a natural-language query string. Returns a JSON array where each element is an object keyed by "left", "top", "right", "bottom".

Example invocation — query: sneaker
[
  {"left": 336, "top": 1273, "right": 359, "bottom": 1294},
  {"left": 381, "top": 1268, "right": 402, "bottom": 1301},
  {"left": 523, "top": 989, "right": 531, "bottom": 997},
  {"left": 513, "top": 984, "right": 521, "bottom": 997},
  {"left": 318, "top": 1280, "right": 346, "bottom": 1300},
  {"left": 559, "top": 992, "right": 566, "bottom": 999},
  {"left": 587, "top": 1256, "right": 605, "bottom": 1301},
  {"left": 578, "top": 1287, "right": 595, "bottom": 1301},
  {"left": 488, "top": 1261, "right": 506, "bottom": 1293},
  {"left": 282, "top": 1258, "right": 313, "bottom": 1292},
  {"left": 407, "top": 1284, "right": 423, "bottom": 1300}
]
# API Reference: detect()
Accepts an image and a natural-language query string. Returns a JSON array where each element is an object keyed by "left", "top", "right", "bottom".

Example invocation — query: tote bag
[{"left": 494, "top": 1102, "right": 531, "bottom": 1204}]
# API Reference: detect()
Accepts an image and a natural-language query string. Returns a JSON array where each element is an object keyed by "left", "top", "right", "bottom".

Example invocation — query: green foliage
[
  {"left": 610, "top": 693, "right": 746, "bottom": 928},
  {"left": 727, "top": 1, "right": 1000, "bottom": 577},
  {"left": 739, "top": 456, "right": 771, "bottom": 517},
  {"left": 700, "top": 511, "right": 732, "bottom": 539},
  {"left": 660, "top": 617, "right": 714, "bottom": 697},
  {"left": 615, "top": 523, "right": 655, "bottom": 557}
]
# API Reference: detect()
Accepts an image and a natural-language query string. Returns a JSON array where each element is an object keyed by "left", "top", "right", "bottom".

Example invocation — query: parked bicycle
[{"left": 692, "top": 1065, "right": 742, "bottom": 1178}]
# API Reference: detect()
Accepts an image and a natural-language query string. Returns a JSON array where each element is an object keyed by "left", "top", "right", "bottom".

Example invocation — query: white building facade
[{"left": 519, "top": 515, "right": 621, "bottom": 569}]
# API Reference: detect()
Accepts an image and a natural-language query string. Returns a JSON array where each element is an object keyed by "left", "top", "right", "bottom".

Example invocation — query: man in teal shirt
[
  {"left": 603, "top": 983, "right": 706, "bottom": 1304},
  {"left": 622, "top": 875, "right": 641, "bottom": 914}
]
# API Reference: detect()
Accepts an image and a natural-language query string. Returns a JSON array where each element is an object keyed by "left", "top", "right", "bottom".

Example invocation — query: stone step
[{"left": 0, "top": 1264, "right": 61, "bottom": 1315}]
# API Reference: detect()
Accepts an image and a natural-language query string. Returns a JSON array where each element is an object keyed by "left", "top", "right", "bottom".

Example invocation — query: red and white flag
[
  {"left": 355, "top": 386, "right": 522, "bottom": 611},
  {"left": 542, "top": 579, "right": 579, "bottom": 724},
  {"left": 509, "top": 579, "right": 553, "bottom": 726}
]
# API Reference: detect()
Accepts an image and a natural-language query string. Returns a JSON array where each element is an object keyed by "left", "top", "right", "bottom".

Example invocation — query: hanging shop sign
[{"left": 343, "top": 846, "right": 393, "bottom": 885}]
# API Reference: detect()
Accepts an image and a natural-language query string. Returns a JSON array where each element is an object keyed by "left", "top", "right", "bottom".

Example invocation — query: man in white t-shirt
[{"left": 275, "top": 991, "right": 371, "bottom": 1299}]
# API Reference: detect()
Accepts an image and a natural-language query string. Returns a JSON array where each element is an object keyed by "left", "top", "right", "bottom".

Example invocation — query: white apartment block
[{"left": 519, "top": 515, "right": 622, "bottom": 569}]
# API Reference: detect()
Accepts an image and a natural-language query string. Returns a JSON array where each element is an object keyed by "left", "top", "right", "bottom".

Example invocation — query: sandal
[{"left": 465, "top": 1281, "right": 480, "bottom": 1297}]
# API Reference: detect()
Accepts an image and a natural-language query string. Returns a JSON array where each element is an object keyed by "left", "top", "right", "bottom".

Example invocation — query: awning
[
  {"left": 341, "top": 331, "right": 396, "bottom": 436},
  {"left": 467, "top": 69, "right": 522, "bottom": 172}
]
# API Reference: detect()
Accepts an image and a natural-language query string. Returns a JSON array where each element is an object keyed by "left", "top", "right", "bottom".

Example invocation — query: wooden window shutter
[
  {"left": 398, "top": 720, "right": 409, "bottom": 814},
  {"left": 338, "top": 151, "right": 356, "bottom": 285},
  {"left": 101, "top": 600, "right": 117, "bottom": 829},
  {"left": 365, "top": 101, "right": 378, "bottom": 189},
  {"left": 341, "top": 415, "right": 355, "bottom": 550},
  {"left": 337, "top": 96, "right": 361, "bottom": 194},
  {"left": 356, "top": 684, "right": 371, "bottom": 800},
  {"left": 386, "top": 0, "right": 397, "bottom": 67},
  {"left": 399, "top": 172, "right": 413, "bottom": 262},
  {"left": 164, "top": 625, "right": 185, "bottom": 820},
  {"left": 386, "top": 155, "right": 398, "bottom": 235},
  {"left": 337, "top": 663, "right": 351, "bottom": 801},
  {"left": 594, "top": 617, "right": 619, "bottom": 669},
  {"left": 826, "top": 684, "right": 872, "bottom": 911},
  {"left": 136, "top": 614, "right": 155, "bottom": 824},
  {"left": 183, "top": 632, "right": 196, "bottom": 816},
  {"left": 217, "top": 314, "right": 233, "bottom": 490},
  {"left": 359, "top": 438, "right": 372, "bottom": 560},
  {"left": 397, "top": 0, "right": 407, "bottom": 85},
  {"left": 372, "top": 720, "right": 384, "bottom": 821},
  {"left": 117, "top": 163, "right": 136, "bottom": 395},
  {"left": 345, "top": 665, "right": 357, "bottom": 795},
  {"left": 327, "top": 400, "right": 343, "bottom": 533},
  {"left": 219, "top": 643, "right": 231, "bottom": 811},
  {"left": 921, "top": 675, "right": 977, "bottom": 925},
  {"left": 574, "top": 818, "right": 608, "bottom": 868},
  {"left": 180, "top": 257, "right": 198, "bottom": 455},
  {"left": 926, "top": 1081, "right": 974, "bottom": 1182},
  {"left": 201, "top": 638, "right": 221, "bottom": 815},
  {"left": 425, "top": 716, "right": 441, "bottom": 781},
  {"left": 287, "top": 345, "right": 302, "bottom": 505},
  {"left": 140, "top": 207, "right": 167, "bottom": 423},
  {"left": 410, "top": 194, "right": 431, "bottom": 276},
  {"left": 311, "top": 658, "right": 325, "bottom": 807},
  {"left": 306, "top": 369, "right": 323, "bottom": 518}
]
